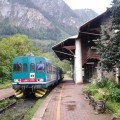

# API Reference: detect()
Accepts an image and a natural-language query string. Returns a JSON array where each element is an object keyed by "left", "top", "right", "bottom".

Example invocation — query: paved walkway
[{"left": 32, "top": 79, "right": 112, "bottom": 120}]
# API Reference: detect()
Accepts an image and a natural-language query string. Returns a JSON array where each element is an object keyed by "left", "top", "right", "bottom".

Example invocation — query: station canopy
[{"left": 52, "top": 35, "right": 78, "bottom": 62}]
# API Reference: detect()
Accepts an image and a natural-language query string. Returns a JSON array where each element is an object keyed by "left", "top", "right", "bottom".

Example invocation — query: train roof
[{"left": 12, "top": 53, "right": 54, "bottom": 65}]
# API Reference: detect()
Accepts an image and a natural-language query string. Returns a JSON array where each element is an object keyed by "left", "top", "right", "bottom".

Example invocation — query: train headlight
[
  {"left": 14, "top": 79, "right": 21, "bottom": 82},
  {"left": 40, "top": 79, "right": 44, "bottom": 82},
  {"left": 37, "top": 79, "right": 44, "bottom": 82}
]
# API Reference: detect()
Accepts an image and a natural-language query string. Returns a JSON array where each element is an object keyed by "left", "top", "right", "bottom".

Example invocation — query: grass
[
  {"left": 106, "top": 100, "right": 120, "bottom": 117},
  {"left": 0, "top": 98, "right": 16, "bottom": 109},
  {"left": 64, "top": 74, "right": 72, "bottom": 78},
  {"left": 0, "top": 81, "right": 12, "bottom": 89},
  {"left": 23, "top": 96, "right": 46, "bottom": 120},
  {"left": 0, "top": 99, "right": 25, "bottom": 120}
]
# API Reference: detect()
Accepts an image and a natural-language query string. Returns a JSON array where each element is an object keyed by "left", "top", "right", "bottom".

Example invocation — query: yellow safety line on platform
[{"left": 56, "top": 84, "right": 64, "bottom": 120}]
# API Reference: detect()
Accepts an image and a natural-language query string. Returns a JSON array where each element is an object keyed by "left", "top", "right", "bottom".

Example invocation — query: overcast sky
[{"left": 63, "top": 0, "right": 112, "bottom": 14}]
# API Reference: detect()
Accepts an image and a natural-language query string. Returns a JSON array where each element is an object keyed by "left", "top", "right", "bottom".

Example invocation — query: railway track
[
  {"left": 0, "top": 95, "right": 16, "bottom": 113},
  {"left": 0, "top": 95, "right": 37, "bottom": 120},
  {"left": 0, "top": 81, "right": 58, "bottom": 120}
]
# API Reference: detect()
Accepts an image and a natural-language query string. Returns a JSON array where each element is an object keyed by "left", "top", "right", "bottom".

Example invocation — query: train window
[
  {"left": 48, "top": 64, "right": 51, "bottom": 73},
  {"left": 36, "top": 61, "right": 44, "bottom": 72},
  {"left": 23, "top": 63, "right": 27, "bottom": 72},
  {"left": 52, "top": 66, "right": 56, "bottom": 74},
  {"left": 50, "top": 66, "right": 52, "bottom": 73},
  {"left": 30, "top": 63, "right": 35, "bottom": 72},
  {"left": 13, "top": 63, "right": 22, "bottom": 73},
  {"left": 47, "top": 64, "right": 51, "bottom": 73},
  {"left": 46, "top": 63, "right": 49, "bottom": 73}
]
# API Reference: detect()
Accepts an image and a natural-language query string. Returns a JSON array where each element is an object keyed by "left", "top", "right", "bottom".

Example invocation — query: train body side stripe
[{"left": 12, "top": 80, "right": 57, "bottom": 85}]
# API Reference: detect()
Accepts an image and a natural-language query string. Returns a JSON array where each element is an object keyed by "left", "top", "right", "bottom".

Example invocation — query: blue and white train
[{"left": 12, "top": 53, "right": 64, "bottom": 98}]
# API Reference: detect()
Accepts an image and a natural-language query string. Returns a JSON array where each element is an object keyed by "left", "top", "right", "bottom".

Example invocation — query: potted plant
[
  {"left": 112, "top": 112, "right": 120, "bottom": 120},
  {"left": 94, "top": 92, "right": 106, "bottom": 113}
]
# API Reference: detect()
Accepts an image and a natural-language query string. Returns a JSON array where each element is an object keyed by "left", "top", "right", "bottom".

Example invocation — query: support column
[{"left": 74, "top": 39, "right": 83, "bottom": 84}]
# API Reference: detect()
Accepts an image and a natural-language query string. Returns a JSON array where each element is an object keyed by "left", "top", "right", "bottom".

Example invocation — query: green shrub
[
  {"left": 107, "top": 79, "right": 118, "bottom": 89},
  {"left": 84, "top": 84, "right": 98, "bottom": 96},
  {"left": 94, "top": 92, "right": 104, "bottom": 101},
  {"left": 86, "top": 76, "right": 120, "bottom": 102},
  {"left": 96, "top": 77, "right": 109, "bottom": 88},
  {"left": 106, "top": 100, "right": 120, "bottom": 117},
  {"left": 109, "top": 88, "right": 120, "bottom": 102}
]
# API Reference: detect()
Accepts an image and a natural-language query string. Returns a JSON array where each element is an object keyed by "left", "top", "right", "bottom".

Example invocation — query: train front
[{"left": 12, "top": 55, "right": 47, "bottom": 98}]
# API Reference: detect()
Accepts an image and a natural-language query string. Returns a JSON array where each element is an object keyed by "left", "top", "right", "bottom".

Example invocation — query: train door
[
  {"left": 56, "top": 68, "right": 59, "bottom": 84},
  {"left": 21, "top": 57, "right": 35, "bottom": 81},
  {"left": 35, "top": 57, "right": 46, "bottom": 83}
]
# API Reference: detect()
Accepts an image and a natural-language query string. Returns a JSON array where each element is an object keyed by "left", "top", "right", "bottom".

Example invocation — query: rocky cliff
[{"left": 0, "top": 0, "right": 98, "bottom": 40}]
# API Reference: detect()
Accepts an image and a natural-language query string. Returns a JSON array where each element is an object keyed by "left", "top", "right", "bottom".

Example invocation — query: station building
[{"left": 52, "top": 10, "right": 114, "bottom": 84}]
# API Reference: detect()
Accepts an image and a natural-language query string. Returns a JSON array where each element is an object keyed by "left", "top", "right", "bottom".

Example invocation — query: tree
[
  {"left": 0, "top": 34, "right": 69, "bottom": 81},
  {"left": 0, "top": 34, "right": 35, "bottom": 80},
  {"left": 96, "top": 0, "right": 120, "bottom": 71},
  {"left": 42, "top": 52, "right": 71, "bottom": 72}
]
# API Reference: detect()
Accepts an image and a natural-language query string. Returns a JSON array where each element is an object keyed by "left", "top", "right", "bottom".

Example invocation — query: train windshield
[
  {"left": 13, "top": 63, "right": 22, "bottom": 73},
  {"left": 30, "top": 63, "right": 35, "bottom": 72},
  {"left": 36, "top": 61, "right": 44, "bottom": 72}
]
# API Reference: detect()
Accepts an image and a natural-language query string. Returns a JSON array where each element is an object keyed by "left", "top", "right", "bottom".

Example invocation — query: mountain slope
[
  {"left": 0, "top": 0, "right": 98, "bottom": 40},
  {"left": 74, "top": 9, "right": 98, "bottom": 24}
]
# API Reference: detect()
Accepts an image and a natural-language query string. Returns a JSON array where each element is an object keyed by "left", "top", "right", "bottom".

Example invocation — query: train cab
[{"left": 12, "top": 53, "right": 63, "bottom": 98}]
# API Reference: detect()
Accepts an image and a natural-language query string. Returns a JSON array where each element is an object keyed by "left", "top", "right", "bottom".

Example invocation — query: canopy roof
[{"left": 52, "top": 35, "right": 78, "bottom": 61}]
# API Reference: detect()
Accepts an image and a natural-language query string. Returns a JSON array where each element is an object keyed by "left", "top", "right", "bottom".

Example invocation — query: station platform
[
  {"left": 0, "top": 87, "right": 14, "bottom": 100},
  {"left": 32, "top": 78, "right": 112, "bottom": 120}
]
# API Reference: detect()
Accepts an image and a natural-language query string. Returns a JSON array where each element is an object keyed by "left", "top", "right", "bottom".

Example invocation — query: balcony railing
[
  {"left": 82, "top": 47, "right": 100, "bottom": 66},
  {"left": 87, "top": 48, "right": 100, "bottom": 60}
]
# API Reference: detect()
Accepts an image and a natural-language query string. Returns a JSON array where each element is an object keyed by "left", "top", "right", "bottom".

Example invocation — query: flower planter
[
  {"left": 89, "top": 96, "right": 96, "bottom": 110},
  {"left": 83, "top": 91, "right": 91, "bottom": 100},
  {"left": 112, "top": 114, "right": 120, "bottom": 120},
  {"left": 95, "top": 100, "right": 106, "bottom": 113}
]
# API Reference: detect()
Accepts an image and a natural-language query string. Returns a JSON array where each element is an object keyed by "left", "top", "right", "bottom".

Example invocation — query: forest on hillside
[{"left": 0, "top": 18, "right": 63, "bottom": 40}]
